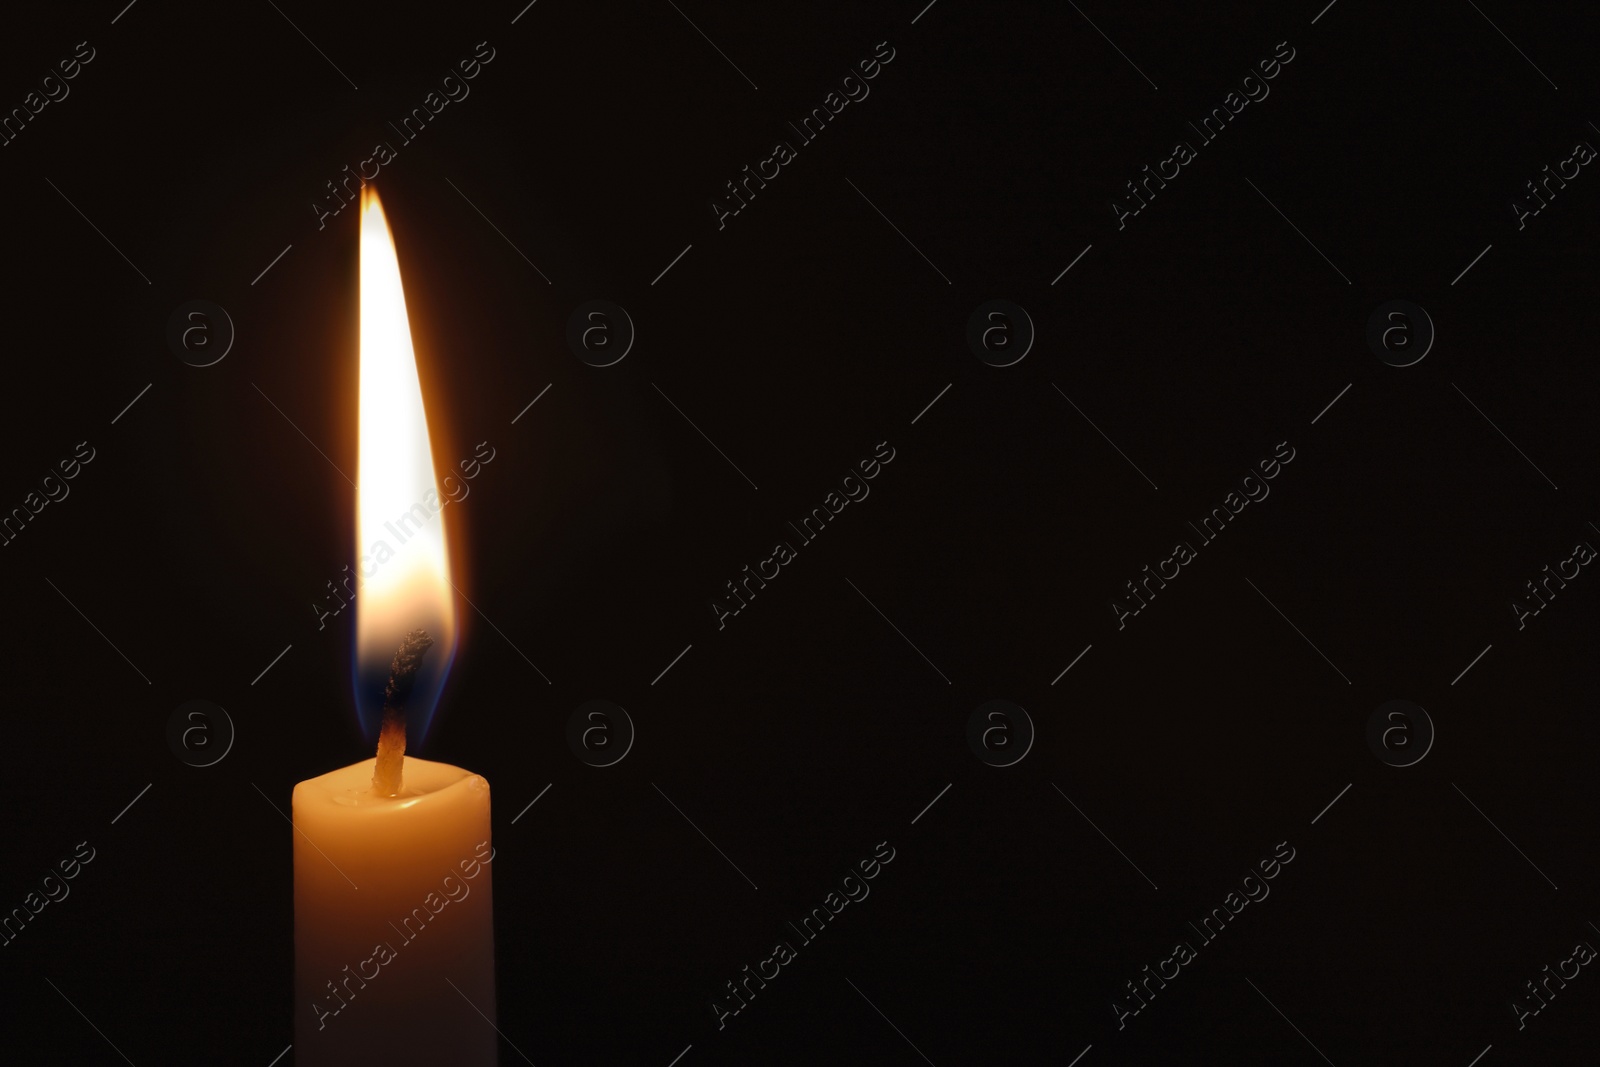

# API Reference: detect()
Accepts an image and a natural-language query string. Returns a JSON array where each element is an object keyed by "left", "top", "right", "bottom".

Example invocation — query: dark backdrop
[{"left": 3, "top": 1, "right": 1598, "bottom": 1064}]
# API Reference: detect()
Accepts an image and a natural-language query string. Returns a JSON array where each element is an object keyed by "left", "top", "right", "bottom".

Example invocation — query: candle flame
[{"left": 355, "top": 187, "right": 456, "bottom": 742}]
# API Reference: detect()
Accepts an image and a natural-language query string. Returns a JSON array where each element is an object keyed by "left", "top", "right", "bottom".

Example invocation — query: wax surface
[{"left": 292, "top": 756, "right": 496, "bottom": 1066}]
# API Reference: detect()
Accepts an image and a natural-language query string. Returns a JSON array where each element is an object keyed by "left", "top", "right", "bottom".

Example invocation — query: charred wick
[
  {"left": 384, "top": 629, "right": 436, "bottom": 724},
  {"left": 372, "top": 629, "right": 435, "bottom": 795}
]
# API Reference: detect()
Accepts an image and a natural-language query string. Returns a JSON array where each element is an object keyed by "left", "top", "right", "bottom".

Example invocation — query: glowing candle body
[{"left": 292, "top": 755, "right": 496, "bottom": 1064}]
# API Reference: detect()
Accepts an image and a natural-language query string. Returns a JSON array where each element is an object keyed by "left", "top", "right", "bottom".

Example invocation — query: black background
[{"left": 3, "top": 1, "right": 1599, "bottom": 1064}]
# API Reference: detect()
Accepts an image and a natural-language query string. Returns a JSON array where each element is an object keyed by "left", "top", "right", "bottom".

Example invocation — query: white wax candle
[{"left": 292, "top": 755, "right": 496, "bottom": 1065}]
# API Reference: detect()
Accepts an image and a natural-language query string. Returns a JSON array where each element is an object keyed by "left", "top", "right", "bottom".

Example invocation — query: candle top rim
[{"left": 293, "top": 756, "right": 488, "bottom": 813}]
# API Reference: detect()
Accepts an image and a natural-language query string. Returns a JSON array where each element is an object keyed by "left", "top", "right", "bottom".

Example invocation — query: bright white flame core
[{"left": 356, "top": 189, "right": 455, "bottom": 709}]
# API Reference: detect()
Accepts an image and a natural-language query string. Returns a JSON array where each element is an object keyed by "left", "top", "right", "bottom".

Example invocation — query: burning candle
[{"left": 292, "top": 188, "right": 497, "bottom": 1065}]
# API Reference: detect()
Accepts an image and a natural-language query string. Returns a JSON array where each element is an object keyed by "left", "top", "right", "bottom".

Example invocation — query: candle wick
[{"left": 372, "top": 628, "right": 435, "bottom": 796}]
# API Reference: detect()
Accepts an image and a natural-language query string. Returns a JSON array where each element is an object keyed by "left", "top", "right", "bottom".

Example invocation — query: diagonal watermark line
[
  {"left": 665, "top": 0, "right": 758, "bottom": 89},
  {"left": 1066, "top": 1045, "right": 1093, "bottom": 1067},
  {"left": 266, "top": 1044, "right": 292, "bottom": 1067},
  {"left": 1050, "top": 383, "right": 1159, "bottom": 490},
  {"left": 1451, "top": 643, "right": 1492, "bottom": 686},
  {"left": 911, "top": 783, "right": 952, "bottom": 825},
  {"left": 1451, "top": 243, "right": 1493, "bottom": 285},
  {"left": 1452, "top": 783, "right": 1558, "bottom": 890},
  {"left": 1310, "top": 0, "right": 1339, "bottom": 24},
  {"left": 845, "top": 578, "right": 951, "bottom": 684},
  {"left": 652, "top": 243, "right": 693, "bottom": 285},
  {"left": 512, "top": 383, "right": 553, "bottom": 424},
  {"left": 1244, "top": 177, "right": 1351, "bottom": 284},
  {"left": 1310, "top": 383, "right": 1351, "bottom": 425},
  {"left": 111, "top": 783, "right": 152, "bottom": 825},
  {"left": 1465, "top": 1045, "right": 1492, "bottom": 1067},
  {"left": 252, "top": 382, "right": 356, "bottom": 488},
  {"left": 1465, "top": 0, "right": 1558, "bottom": 89},
  {"left": 1451, "top": 383, "right": 1558, "bottom": 489},
  {"left": 911, "top": 383, "right": 952, "bottom": 425},
  {"left": 251, "top": 244, "right": 293, "bottom": 285},
  {"left": 45, "top": 177, "right": 151, "bottom": 285},
  {"left": 253, "top": 781, "right": 359, "bottom": 889},
  {"left": 111, "top": 383, "right": 153, "bottom": 425},
  {"left": 667, "top": 1045, "right": 693, "bottom": 1067},
  {"left": 451, "top": 578, "right": 551, "bottom": 683},
  {"left": 844, "top": 977, "right": 937, "bottom": 1066},
  {"left": 446, "top": 178, "right": 552, "bottom": 283},
  {"left": 1311, "top": 783, "right": 1352, "bottom": 825},
  {"left": 265, "top": 0, "right": 359, "bottom": 89},
  {"left": 1052, "top": 643, "right": 1093, "bottom": 684},
  {"left": 112, "top": 0, "right": 139, "bottom": 23},
  {"left": 44, "top": 979, "right": 135, "bottom": 1066},
  {"left": 911, "top": 0, "right": 940, "bottom": 23},
  {"left": 844, "top": 178, "right": 951, "bottom": 284},
  {"left": 252, "top": 644, "right": 293, "bottom": 686},
  {"left": 1244, "top": 976, "right": 1336, "bottom": 1066},
  {"left": 1051, "top": 243, "right": 1093, "bottom": 284},
  {"left": 44, "top": 576, "right": 151, "bottom": 684},
  {"left": 653, "top": 782, "right": 759, "bottom": 889},
  {"left": 652, "top": 383, "right": 759, "bottom": 489},
  {"left": 1051, "top": 783, "right": 1158, "bottom": 889},
  {"left": 512, "top": 783, "right": 552, "bottom": 824},
  {"left": 652, "top": 643, "right": 693, "bottom": 685},
  {"left": 445, "top": 977, "right": 536, "bottom": 1065},
  {"left": 511, "top": 0, "right": 538, "bottom": 24},
  {"left": 1066, "top": 1, "right": 1157, "bottom": 90},
  {"left": 1244, "top": 577, "right": 1351, "bottom": 684}
]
